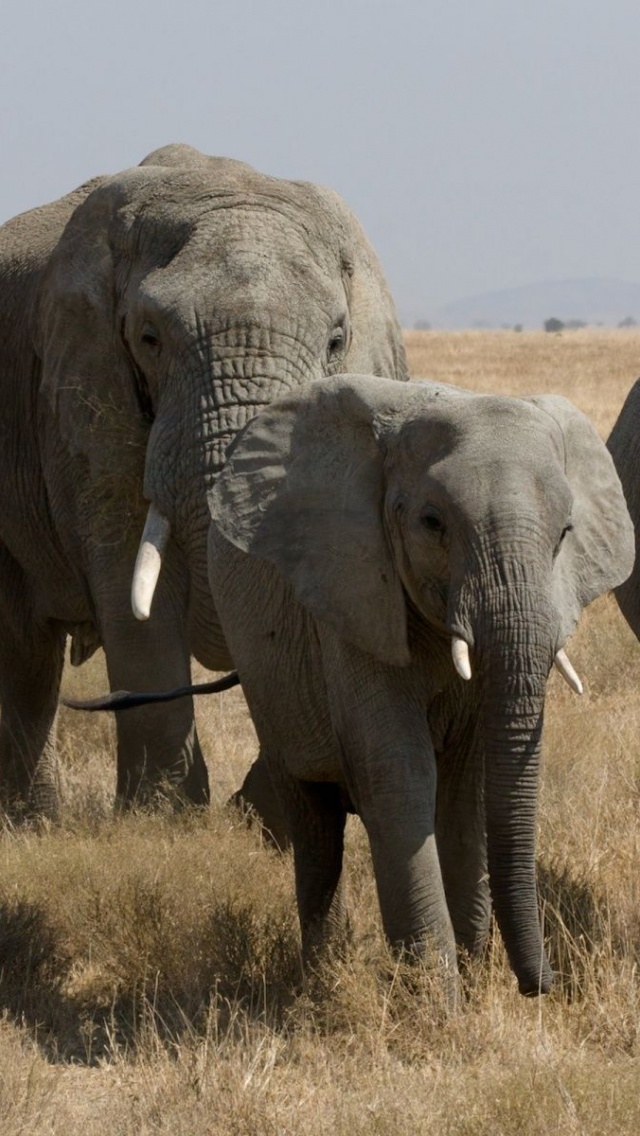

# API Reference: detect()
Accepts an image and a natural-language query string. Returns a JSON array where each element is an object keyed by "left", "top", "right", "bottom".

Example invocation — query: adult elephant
[
  {"left": 608, "top": 378, "right": 640, "bottom": 636},
  {"left": 0, "top": 143, "right": 407, "bottom": 818},
  {"left": 202, "top": 374, "right": 633, "bottom": 996}
]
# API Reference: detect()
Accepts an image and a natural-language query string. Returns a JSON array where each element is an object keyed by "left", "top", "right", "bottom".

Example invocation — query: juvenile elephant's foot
[
  {"left": 384, "top": 932, "right": 462, "bottom": 1015},
  {"left": 450, "top": 900, "right": 493, "bottom": 962}
]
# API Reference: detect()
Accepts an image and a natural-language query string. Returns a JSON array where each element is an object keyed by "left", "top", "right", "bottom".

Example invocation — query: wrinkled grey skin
[
  {"left": 207, "top": 374, "right": 633, "bottom": 996},
  {"left": 0, "top": 144, "right": 406, "bottom": 818},
  {"left": 607, "top": 378, "right": 640, "bottom": 637}
]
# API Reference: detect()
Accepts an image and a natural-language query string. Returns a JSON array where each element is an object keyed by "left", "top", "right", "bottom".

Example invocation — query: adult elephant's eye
[
  {"left": 553, "top": 521, "right": 573, "bottom": 559},
  {"left": 141, "top": 324, "right": 161, "bottom": 351},
  {"left": 421, "top": 506, "right": 446, "bottom": 535},
  {"left": 327, "top": 323, "right": 346, "bottom": 360}
]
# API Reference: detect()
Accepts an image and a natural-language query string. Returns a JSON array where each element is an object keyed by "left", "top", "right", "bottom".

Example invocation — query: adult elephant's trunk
[
  {"left": 478, "top": 598, "right": 555, "bottom": 995},
  {"left": 132, "top": 340, "right": 315, "bottom": 667}
]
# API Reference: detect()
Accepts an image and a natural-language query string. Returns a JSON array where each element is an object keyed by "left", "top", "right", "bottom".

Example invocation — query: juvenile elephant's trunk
[
  {"left": 449, "top": 529, "right": 559, "bottom": 996},
  {"left": 478, "top": 600, "right": 555, "bottom": 995}
]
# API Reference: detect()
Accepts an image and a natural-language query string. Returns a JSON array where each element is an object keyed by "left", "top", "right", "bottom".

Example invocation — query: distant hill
[{"left": 432, "top": 278, "right": 640, "bottom": 330}]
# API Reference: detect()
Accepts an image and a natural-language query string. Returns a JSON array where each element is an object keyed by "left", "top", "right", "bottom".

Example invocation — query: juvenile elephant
[
  {"left": 204, "top": 374, "right": 633, "bottom": 996},
  {"left": 0, "top": 143, "right": 406, "bottom": 816},
  {"left": 607, "top": 378, "right": 640, "bottom": 636}
]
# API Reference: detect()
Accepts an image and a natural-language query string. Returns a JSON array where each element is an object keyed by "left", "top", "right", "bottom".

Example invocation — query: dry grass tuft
[{"left": 0, "top": 330, "right": 639, "bottom": 1133}]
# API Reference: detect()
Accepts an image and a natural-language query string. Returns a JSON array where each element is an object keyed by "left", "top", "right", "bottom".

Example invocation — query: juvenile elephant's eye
[{"left": 421, "top": 507, "right": 445, "bottom": 535}]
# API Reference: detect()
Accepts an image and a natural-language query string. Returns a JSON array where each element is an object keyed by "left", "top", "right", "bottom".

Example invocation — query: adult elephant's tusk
[
  {"left": 554, "top": 648, "right": 583, "bottom": 695},
  {"left": 452, "top": 636, "right": 472, "bottom": 681},
  {"left": 131, "top": 504, "right": 171, "bottom": 621}
]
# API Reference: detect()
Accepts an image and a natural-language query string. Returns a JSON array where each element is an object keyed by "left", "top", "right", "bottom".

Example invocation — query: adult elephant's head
[
  {"left": 210, "top": 374, "right": 633, "bottom": 994},
  {"left": 37, "top": 144, "right": 406, "bottom": 666}
]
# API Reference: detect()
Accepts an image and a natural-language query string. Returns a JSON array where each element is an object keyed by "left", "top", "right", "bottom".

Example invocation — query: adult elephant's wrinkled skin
[
  {"left": 205, "top": 374, "right": 633, "bottom": 997},
  {"left": 0, "top": 143, "right": 407, "bottom": 818}
]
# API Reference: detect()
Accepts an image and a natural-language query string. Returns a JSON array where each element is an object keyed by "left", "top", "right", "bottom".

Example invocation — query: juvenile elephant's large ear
[
  {"left": 529, "top": 395, "right": 635, "bottom": 639},
  {"left": 209, "top": 375, "right": 411, "bottom": 666}
]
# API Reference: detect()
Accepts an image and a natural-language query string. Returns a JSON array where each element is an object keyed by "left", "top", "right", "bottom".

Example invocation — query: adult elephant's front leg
[{"left": 93, "top": 546, "right": 210, "bottom": 807}]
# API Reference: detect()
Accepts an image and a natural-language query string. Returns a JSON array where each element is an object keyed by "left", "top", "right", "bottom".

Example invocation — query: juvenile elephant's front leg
[
  {"left": 436, "top": 728, "right": 492, "bottom": 959},
  {"left": 92, "top": 545, "right": 209, "bottom": 807},
  {"left": 284, "top": 775, "right": 349, "bottom": 964},
  {"left": 320, "top": 633, "right": 458, "bottom": 993}
]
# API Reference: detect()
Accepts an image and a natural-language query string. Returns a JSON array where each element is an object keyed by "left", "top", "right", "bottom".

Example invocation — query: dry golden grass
[{"left": 1, "top": 329, "right": 640, "bottom": 1134}]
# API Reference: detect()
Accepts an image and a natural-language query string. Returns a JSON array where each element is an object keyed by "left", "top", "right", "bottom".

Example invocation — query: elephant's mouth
[{"left": 448, "top": 634, "right": 582, "bottom": 695}]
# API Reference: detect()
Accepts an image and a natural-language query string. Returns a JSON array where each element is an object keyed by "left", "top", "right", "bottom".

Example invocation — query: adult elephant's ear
[
  {"left": 37, "top": 172, "right": 150, "bottom": 495},
  {"left": 529, "top": 395, "right": 635, "bottom": 640},
  {"left": 209, "top": 374, "right": 411, "bottom": 666}
]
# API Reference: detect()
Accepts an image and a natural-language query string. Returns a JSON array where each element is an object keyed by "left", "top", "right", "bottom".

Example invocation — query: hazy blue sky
[{"left": 3, "top": 0, "right": 640, "bottom": 323}]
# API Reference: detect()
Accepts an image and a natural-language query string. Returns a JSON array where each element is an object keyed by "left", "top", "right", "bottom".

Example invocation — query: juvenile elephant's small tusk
[
  {"left": 452, "top": 636, "right": 472, "bottom": 681},
  {"left": 131, "top": 504, "right": 171, "bottom": 621},
  {"left": 554, "top": 648, "right": 583, "bottom": 695}
]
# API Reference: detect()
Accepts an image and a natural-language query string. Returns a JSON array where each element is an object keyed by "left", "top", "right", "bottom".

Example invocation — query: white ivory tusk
[
  {"left": 554, "top": 648, "right": 583, "bottom": 695},
  {"left": 131, "top": 504, "right": 171, "bottom": 621},
  {"left": 452, "top": 636, "right": 472, "bottom": 681}
]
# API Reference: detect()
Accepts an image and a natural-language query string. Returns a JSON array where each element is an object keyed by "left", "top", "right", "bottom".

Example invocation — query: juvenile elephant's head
[
  {"left": 209, "top": 374, "right": 634, "bottom": 995},
  {"left": 37, "top": 144, "right": 406, "bottom": 663}
]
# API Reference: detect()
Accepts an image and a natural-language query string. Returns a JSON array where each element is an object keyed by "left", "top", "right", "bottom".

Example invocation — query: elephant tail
[{"left": 61, "top": 670, "right": 240, "bottom": 713}]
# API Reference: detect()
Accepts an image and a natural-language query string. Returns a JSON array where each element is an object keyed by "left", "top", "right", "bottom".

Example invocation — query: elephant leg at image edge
[{"left": 0, "top": 615, "right": 65, "bottom": 821}]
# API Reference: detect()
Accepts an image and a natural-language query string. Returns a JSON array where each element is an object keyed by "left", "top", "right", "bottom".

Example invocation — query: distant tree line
[
  {"left": 411, "top": 316, "right": 639, "bottom": 332},
  {"left": 544, "top": 316, "right": 638, "bottom": 332}
]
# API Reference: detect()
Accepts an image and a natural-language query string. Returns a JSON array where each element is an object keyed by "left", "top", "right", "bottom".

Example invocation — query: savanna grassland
[{"left": 2, "top": 329, "right": 640, "bottom": 1135}]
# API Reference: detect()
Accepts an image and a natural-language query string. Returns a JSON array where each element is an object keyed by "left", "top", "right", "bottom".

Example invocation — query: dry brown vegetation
[{"left": 2, "top": 329, "right": 640, "bottom": 1134}]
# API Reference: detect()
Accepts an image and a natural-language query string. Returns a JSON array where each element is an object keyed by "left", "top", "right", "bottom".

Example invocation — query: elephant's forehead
[
  {"left": 186, "top": 211, "right": 337, "bottom": 274},
  {"left": 397, "top": 394, "right": 567, "bottom": 487},
  {"left": 409, "top": 391, "right": 563, "bottom": 455},
  {"left": 460, "top": 394, "right": 562, "bottom": 448},
  {"left": 117, "top": 205, "right": 341, "bottom": 307},
  {"left": 136, "top": 232, "right": 341, "bottom": 327},
  {"left": 105, "top": 168, "right": 341, "bottom": 257}
]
